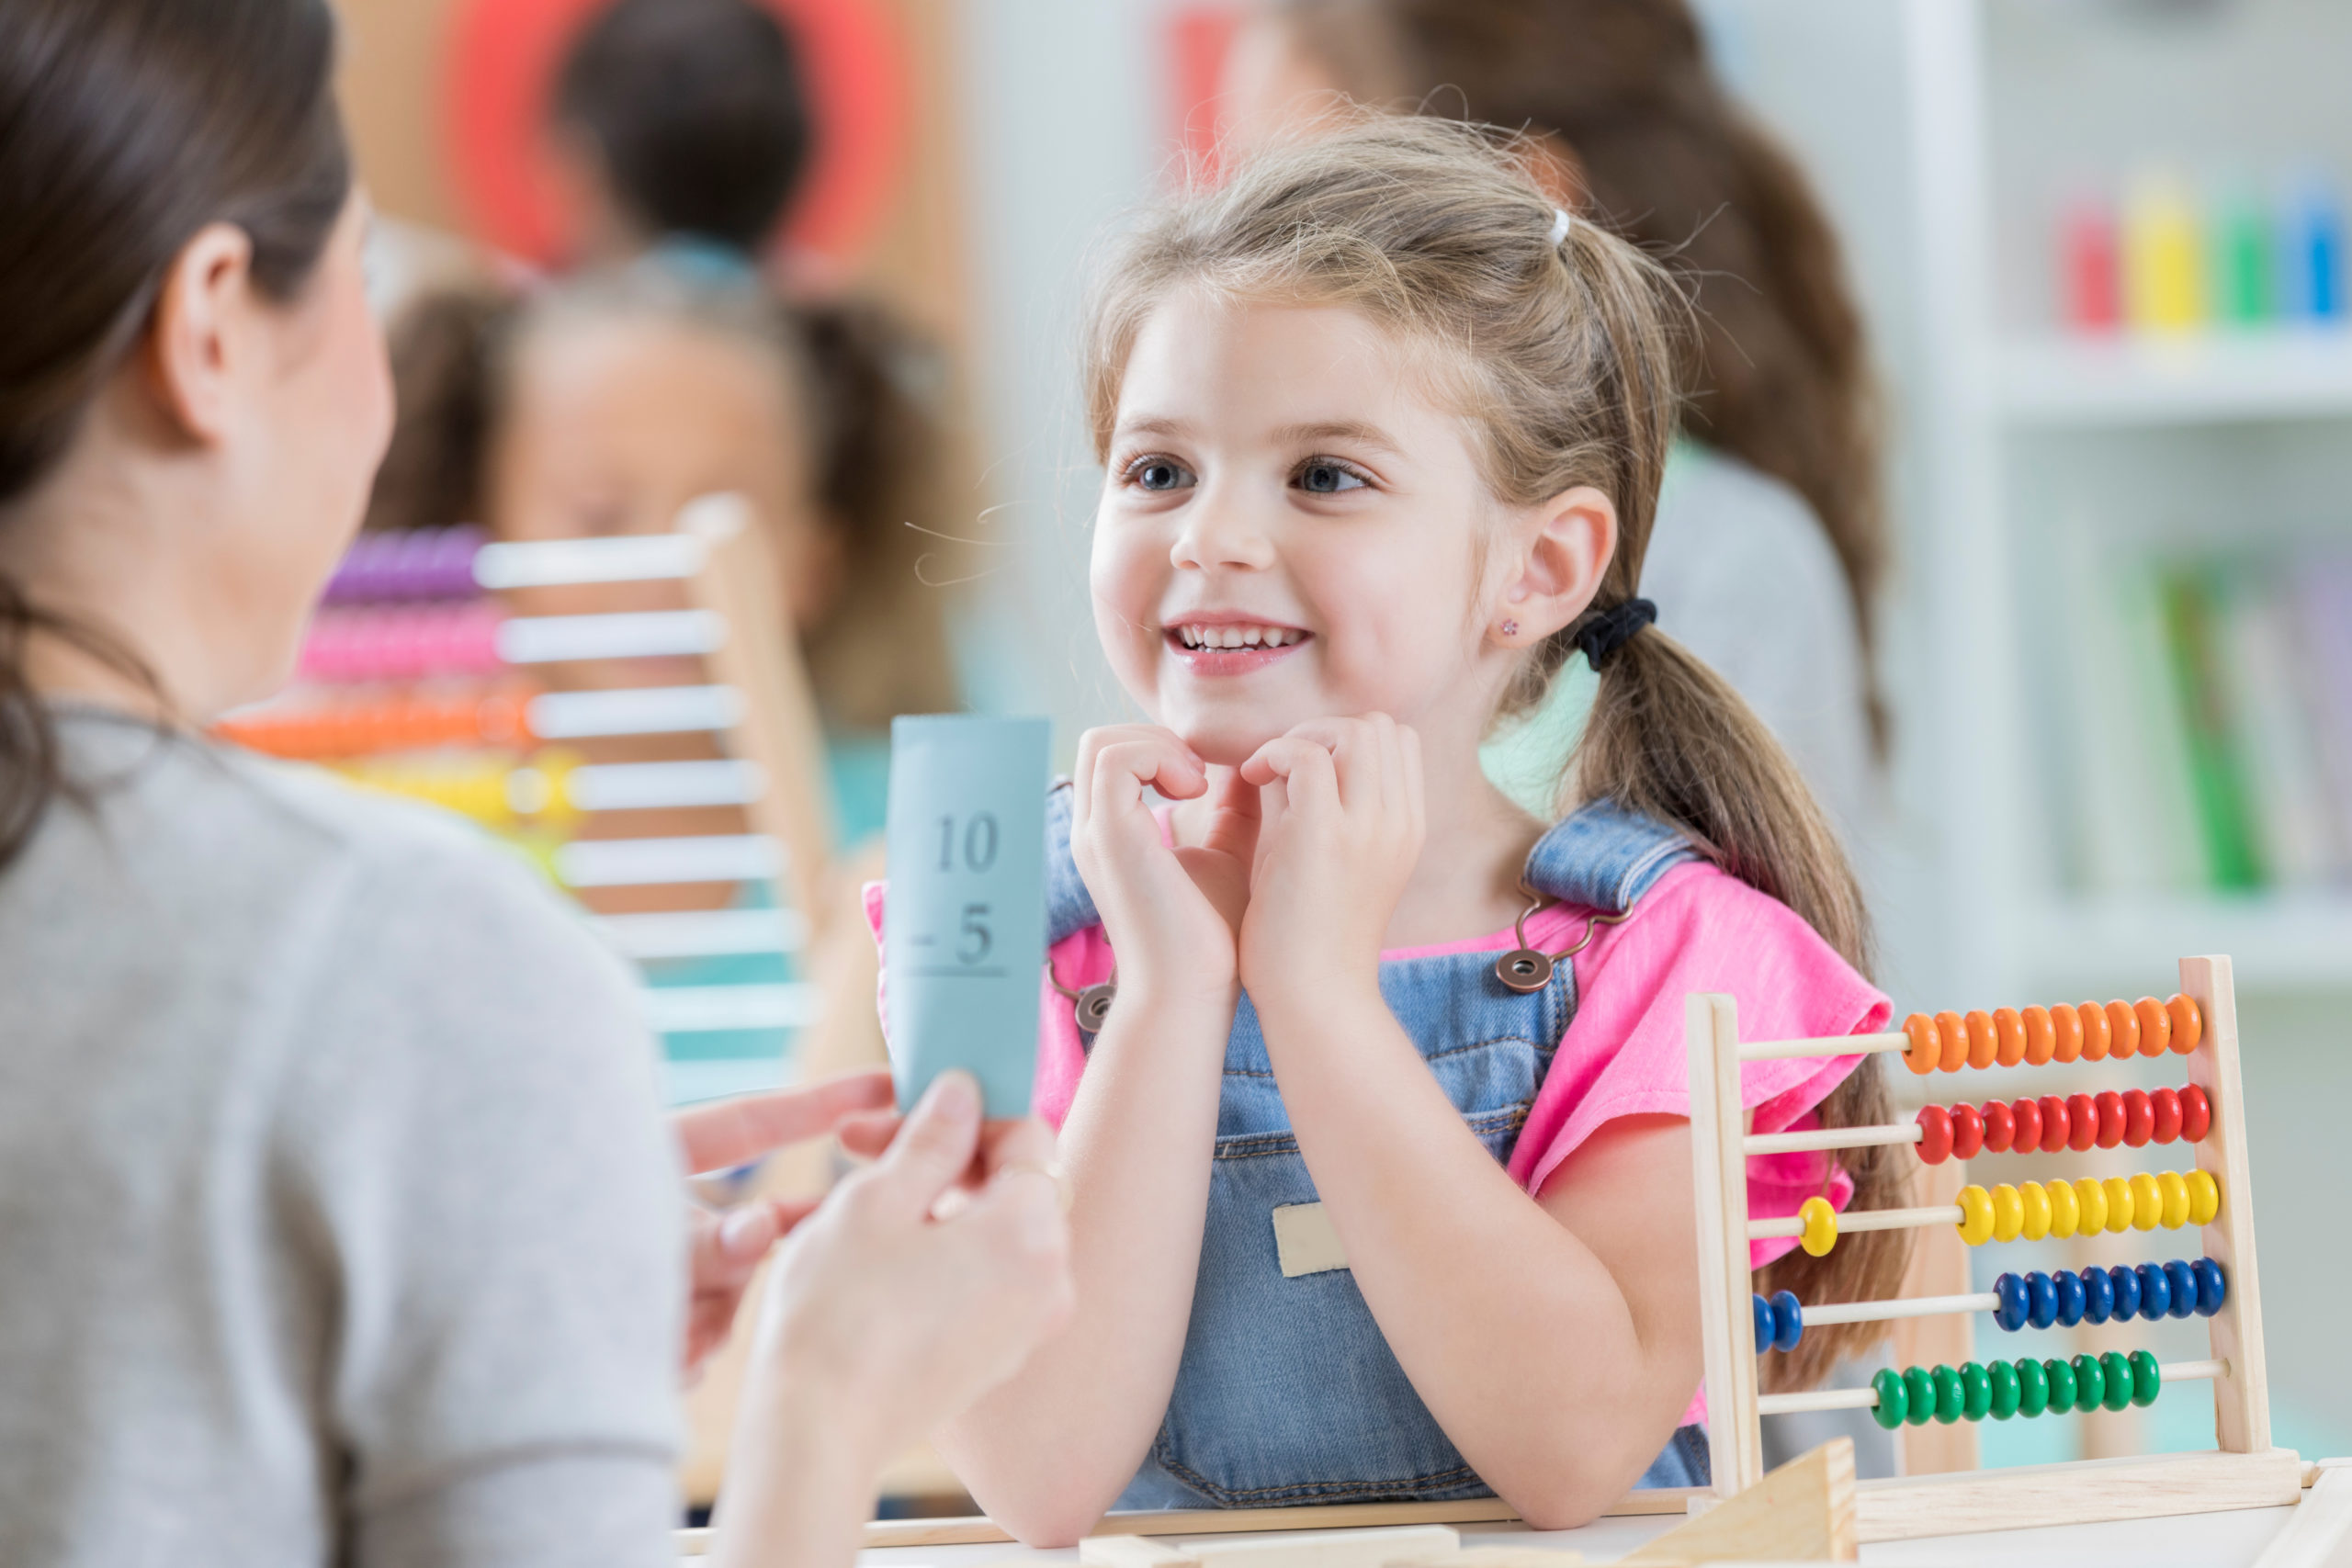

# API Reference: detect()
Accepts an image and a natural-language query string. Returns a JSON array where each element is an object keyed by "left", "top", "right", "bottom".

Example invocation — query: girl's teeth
[{"left": 1176, "top": 625, "right": 1297, "bottom": 649}]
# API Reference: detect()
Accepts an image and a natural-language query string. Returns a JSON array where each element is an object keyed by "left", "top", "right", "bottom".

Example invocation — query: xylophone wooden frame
[{"left": 1687, "top": 953, "right": 2301, "bottom": 1542}]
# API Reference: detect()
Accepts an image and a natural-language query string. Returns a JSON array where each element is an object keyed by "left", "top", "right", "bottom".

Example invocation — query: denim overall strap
[
  {"left": 1520, "top": 800, "right": 1700, "bottom": 913},
  {"left": 1116, "top": 797, "right": 1711, "bottom": 1511},
  {"left": 1044, "top": 781, "right": 1101, "bottom": 946}
]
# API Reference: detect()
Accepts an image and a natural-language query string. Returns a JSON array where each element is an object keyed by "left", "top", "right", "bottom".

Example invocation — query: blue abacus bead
[
  {"left": 2194, "top": 1258, "right": 2228, "bottom": 1316},
  {"left": 2054, "top": 1268, "right": 2086, "bottom": 1328},
  {"left": 2109, "top": 1264, "right": 2142, "bottom": 1322},
  {"left": 1772, "top": 1291, "right": 1804, "bottom": 1354},
  {"left": 1753, "top": 1293, "right": 1774, "bottom": 1353},
  {"left": 2136, "top": 1262, "right": 2170, "bottom": 1322},
  {"left": 2164, "top": 1259, "right": 2197, "bottom": 1319},
  {"left": 2027, "top": 1270, "right": 2060, "bottom": 1330},
  {"left": 2081, "top": 1265, "right": 2114, "bottom": 1325},
  {"left": 1994, "top": 1272, "right": 2029, "bottom": 1333}
]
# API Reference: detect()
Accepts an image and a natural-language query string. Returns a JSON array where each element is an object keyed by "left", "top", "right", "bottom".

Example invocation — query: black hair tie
[{"left": 1572, "top": 597, "right": 1657, "bottom": 670}]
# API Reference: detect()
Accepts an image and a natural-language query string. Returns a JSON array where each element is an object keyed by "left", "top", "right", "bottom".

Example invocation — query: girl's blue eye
[
  {"left": 1129, "top": 457, "right": 1194, "bottom": 492},
  {"left": 1296, "top": 459, "right": 1367, "bottom": 494}
]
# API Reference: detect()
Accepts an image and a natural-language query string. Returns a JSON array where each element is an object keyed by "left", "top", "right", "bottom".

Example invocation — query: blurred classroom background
[{"left": 321, "top": 0, "right": 2351, "bottom": 1494}]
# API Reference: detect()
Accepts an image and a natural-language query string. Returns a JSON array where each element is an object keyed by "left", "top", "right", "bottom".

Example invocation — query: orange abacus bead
[
  {"left": 2051, "top": 1005, "right": 2083, "bottom": 1063},
  {"left": 2106, "top": 998, "right": 2140, "bottom": 1059},
  {"left": 2168, "top": 993, "right": 2202, "bottom": 1053},
  {"left": 1937, "top": 1010, "right": 1969, "bottom": 1073},
  {"left": 2134, "top": 997, "right": 2171, "bottom": 1057},
  {"left": 1904, "top": 1014, "right": 1940, "bottom": 1075},
  {"left": 2077, "top": 1001, "right": 2112, "bottom": 1062},
  {"left": 2022, "top": 1006, "right": 2055, "bottom": 1066},
  {"left": 1966, "top": 1010, "right": 1998, "bottom": 1069},
  {"left": 1994, "top": 1007, "right": 2026, "bottom": 1067}
]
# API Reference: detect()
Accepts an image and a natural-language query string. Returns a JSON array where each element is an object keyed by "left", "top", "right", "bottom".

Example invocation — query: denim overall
[{"left": 1043, "top": 793, "right": 1715, "bottom": 1510}]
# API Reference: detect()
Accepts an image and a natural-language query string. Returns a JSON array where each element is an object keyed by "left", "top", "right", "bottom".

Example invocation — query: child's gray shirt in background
[{"left": 0, "top": 709, "right": 683, "bottom": 1568}]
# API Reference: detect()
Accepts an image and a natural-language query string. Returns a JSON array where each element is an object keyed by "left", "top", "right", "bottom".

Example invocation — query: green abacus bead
[
  {"left": 1903, "top": 1365, "right": 1937, "bottom": 1427},
  {"left": 1871, "top": 1366, "right": 1908, "bottom": 1429},
  {"left": 1931, "top": 1363, "right": 1965, "bottom": 1424},
  {"left": 2045, "top": 1357, "right": 2077, "bottom": 1414},
  {"left": 1960, "top": 1360, "right": 1994, "bottom": 1422},
  {"left": 2130, "top": 1349, "right": 2162, "bottom": 1408},
  {"left": 2100, "top": 1351, "right": 2134, "bottom": 1412},
  {"left": 2072, "top": 1353, "right": 2105, "bottom": 1412},
  {"left": 2016, "top": 1357, "right": 2049, "bottom": 1417},
  {"left": 1988, "top": 1358, "right": 2021, "bottom": 1419}
]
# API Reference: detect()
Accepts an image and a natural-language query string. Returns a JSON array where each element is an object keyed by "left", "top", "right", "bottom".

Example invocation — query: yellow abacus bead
[
  {"left": 2074, "top": 1177, "right": 2108, "bottom": 1235},
  {"left": 1799, "top": 1195, "right": 1838, "bottom": 1258},
  {"left": 2158, "top": 1170, "right": 2190, "bottom": 1230},
  {"left": 1956, "top": 1184, "right": 1996, "bottom": 1246},
  {"left": 1991, "top": 1183, "right": 2025, "bottom": 1243},
  {"left": 2103, "top": 1175, "right": 2134, "bottom": 1233},
  {"left": 2187, "top": 1168, "right": 2222, "bottom": 1226},
  {"left": 2019, "top": 1180, "right": 2052, "bottom": 1242},
  {"left": 2130, "top": 1172, "right": 2163, "bottom": 1231},
  {"left": 2046, "top": 1178, "right": 2080, "bottom": 1238}
]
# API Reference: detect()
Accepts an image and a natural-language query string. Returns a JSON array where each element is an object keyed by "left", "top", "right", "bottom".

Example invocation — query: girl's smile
[{"left": 1164, "top": 610, "right": 1313, "bottom": 674}]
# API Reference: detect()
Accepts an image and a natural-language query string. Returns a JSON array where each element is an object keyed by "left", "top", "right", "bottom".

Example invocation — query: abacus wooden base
[{"left": 1850, "top": 1446, "right": 2303, "bottom": 1542}]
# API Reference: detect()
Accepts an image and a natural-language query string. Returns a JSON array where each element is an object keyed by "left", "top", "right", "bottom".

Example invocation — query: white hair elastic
[{"left": 1548, "top": 208, "right": 1574, "bottom": 246}]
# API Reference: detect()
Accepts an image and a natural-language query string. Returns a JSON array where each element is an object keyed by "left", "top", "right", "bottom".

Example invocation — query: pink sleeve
[
  {"left": 1506, "top": 861, "right": 1891, "bottom": 1269},
  {"left": 864, "top": 879, "right": 1106, "bottom": 1127}
]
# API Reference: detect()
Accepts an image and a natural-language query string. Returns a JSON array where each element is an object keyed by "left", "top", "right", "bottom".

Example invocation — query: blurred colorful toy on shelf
[
  {"left": 213, "top": 513, "right": 833, "bottom": 1102},
  {"left": 2059, "top": 168, "right": 2345, "bottom": 335}
]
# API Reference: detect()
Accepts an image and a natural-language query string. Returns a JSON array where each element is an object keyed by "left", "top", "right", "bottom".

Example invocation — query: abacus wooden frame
[{"left": 1686, "top": 953, "right": 2300, "bottom": 1542}]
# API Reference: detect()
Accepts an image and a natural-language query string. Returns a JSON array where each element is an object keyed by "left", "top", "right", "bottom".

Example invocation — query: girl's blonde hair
[{"left": 1082, "top": 115, "right": 1903, "bottom": 1392}]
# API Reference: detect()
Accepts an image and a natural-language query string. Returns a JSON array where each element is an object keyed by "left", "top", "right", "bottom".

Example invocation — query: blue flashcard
[{"left": 884, "top": 715, "right": 1050, "bottom": 1117}]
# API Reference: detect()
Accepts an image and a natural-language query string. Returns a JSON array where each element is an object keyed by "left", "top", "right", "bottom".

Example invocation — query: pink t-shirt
[{"left": 865, "top": 855, "right": 1890, "bottom": 1432}]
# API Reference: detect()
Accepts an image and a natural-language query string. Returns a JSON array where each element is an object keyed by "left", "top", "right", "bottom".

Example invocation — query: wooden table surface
[{"left": 849, "top": 1503, "right": 2312, "bottom": 1568}]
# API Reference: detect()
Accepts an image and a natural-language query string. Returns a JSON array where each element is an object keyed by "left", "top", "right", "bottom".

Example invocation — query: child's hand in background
[
  {"left": 1069, "top": 725, "right": 1258, "bottom": 998},
  {"left": 1238, "top": 715, "right": 1424, "bottom": 1006}
]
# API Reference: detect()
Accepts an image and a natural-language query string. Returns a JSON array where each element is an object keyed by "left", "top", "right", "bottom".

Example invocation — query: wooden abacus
[
  {"left": 218, "top": 498, "right": 843, "bottom": 1089},
  {"left": 1687, "top": 954, "right": 2303, "bottom": 1541}
]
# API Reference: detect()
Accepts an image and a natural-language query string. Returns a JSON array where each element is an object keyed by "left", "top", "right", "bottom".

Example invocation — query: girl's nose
[{"left": 1170, "top": 501, "right": 1275, "bottom": 572}]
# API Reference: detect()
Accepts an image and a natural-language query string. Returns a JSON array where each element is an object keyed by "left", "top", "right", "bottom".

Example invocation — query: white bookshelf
[{"left": 1999, "top": 328, "right": 2352, "bottom": 428}]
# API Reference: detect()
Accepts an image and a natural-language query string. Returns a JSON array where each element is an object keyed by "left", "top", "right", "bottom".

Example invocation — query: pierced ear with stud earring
[{"left": 1499, "top": 619, "right": 1520, "bottom": 639}]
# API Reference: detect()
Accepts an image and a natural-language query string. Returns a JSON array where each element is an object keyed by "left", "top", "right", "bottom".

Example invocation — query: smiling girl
[{"left": 919, "top": 117, "right": 1910, "bottom": 1541}]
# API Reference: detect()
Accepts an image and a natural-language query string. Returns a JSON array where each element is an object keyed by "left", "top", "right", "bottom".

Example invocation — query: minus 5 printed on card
[{"left": 883, "top": 715, "right": 1050, "bottom": 1118}]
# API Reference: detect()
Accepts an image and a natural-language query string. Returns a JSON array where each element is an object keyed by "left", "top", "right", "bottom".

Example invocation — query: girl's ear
[{"left": 1491, "top": 485, "right": 1617, "bottom": 648}]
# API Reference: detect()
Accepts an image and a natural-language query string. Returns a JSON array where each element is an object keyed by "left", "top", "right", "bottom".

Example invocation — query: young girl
[{"left": 920, "top": 116, "right": 1907, "bottom": 1541}]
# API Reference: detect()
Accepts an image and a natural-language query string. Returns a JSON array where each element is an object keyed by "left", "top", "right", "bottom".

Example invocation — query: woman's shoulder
[{"left": 1645, "top": 444, "right": 1851, "bottom": 627}]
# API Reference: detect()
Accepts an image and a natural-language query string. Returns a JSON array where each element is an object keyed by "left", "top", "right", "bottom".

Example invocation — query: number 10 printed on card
[{"left": 883, "top": 716, "right": 1050, "bottom": 1117}]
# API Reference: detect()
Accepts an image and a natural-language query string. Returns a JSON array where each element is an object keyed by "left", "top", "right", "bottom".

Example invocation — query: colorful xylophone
[{"left": 1686, "top": 956, "right": 2300, "bottom": 1541}]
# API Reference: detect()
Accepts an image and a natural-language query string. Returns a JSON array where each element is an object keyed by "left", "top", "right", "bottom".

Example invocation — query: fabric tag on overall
[{"left": 1271, "top": 1202, "right": 1351, "bottom": 1278}]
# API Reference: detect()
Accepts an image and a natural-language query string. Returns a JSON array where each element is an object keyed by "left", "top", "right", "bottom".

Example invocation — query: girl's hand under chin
[
  {"left": 1069, "top": 724, "right": 1260, "bottom": 999},
  {"left": 1238, "top": 714, "right": 1426, "bottom": 1010}
]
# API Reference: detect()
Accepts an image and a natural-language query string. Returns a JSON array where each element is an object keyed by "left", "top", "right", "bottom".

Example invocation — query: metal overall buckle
[
  {"left": 1494, "top": 883, "right": 1632, "bottom": 993},
  {"left": 1049, "top": 961, "right": 1117, "bottom": 1031}
]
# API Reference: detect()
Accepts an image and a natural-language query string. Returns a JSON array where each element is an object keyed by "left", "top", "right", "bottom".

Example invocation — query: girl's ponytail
[{"left": 1556, "top": 218, "right": 1905, "bottom": 1393}]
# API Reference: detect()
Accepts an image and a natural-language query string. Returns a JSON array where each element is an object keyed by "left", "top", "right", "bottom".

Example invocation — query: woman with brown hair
[
  {"left": 0, "top": 3, "right": 1067, "bottom": 1562},
  {"left": 1225, "top": 0, "right": 1885, "bottom": 843}
]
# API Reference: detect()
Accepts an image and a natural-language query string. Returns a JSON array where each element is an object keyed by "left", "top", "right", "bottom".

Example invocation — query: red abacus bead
[
  {"left": 1916, "top": 1105, "right": 1954, "bottom": 1164},
  {"left": 2150, "top": 1087, "right": 2183, "bottom": 1145},
  {"left": 2067, "top": 1093, "right": 2099, "bottom": 1152},
  {"left": 1951, "top": 1102, "right": 1984, "bottom": 1160},
  {"left": 2095, "top": 1090, "right": 2126, "bottom": 1149},
  {"left": 2121, "top": 1089, "right": 2154, "bottom": 1147},
  {"left": 2012, "top": 1097, "right": 2044, "bottom": 1153},
  {"left": 1981, "top": 1099, "right": 2016, "bottom": 1154},
  {"left": 2178, "top": 1083, "right": 2212, "bottom": 1143},
  {"left": 2039, "top": 1095, "right": 2070, "bottom": 1152}
]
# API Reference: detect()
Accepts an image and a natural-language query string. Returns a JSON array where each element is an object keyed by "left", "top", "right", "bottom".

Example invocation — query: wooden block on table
[
  {"left": 2250, "top": 1464, "right": 2352, "bottom": 1568},
  {"left": 1080, "top": 1535, "right": 1203, "bottom": 1568},
  {"left": 1187, "top": 1524, "right": 1461, "bottom": 1568},
  {"left": 1621, "top": 1438, "right": 1855, "bottom": 1565},
  {"left": 1852, "top": 1446, "right": 2303, "bottom": 1542}
]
